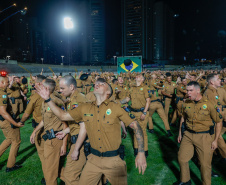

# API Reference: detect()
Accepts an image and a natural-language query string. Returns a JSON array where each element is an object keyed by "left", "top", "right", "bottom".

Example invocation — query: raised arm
[{"left": 35, "top": 83, "right": 74, "bottom": 121}]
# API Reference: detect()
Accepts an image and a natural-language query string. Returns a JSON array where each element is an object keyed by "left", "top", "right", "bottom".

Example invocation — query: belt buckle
[{"left": 99, "top": 152, "right": 103, "bottom": 157}]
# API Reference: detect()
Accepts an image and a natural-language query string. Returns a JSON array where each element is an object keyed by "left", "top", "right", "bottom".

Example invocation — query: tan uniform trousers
[
  {"left": 10, "top": 98, "right": 23, "bottom": 119},
  {"left": 0, "top": 120, "right": 21, "bottom": 168},
  {"left": 171, "top": 100, "right": 183, "bottom": 124},
  {"left": 178, "top": 131, "right": 214, "bottom": 185},
  {"left": 132, "top": 112, "right": 149, "bottom": 151},
  {"left": 79, "top": 154, "right": 127, "bottom": 185},
  {"left": 148, "top": 102, "right": 170, "bottom": 131},
  {"left": 164, "top": 97, "right": 172, "bottom": 120},
  {"left": 35, "top": 129, "right": 44, "bottom": 164},
  {"left": 42, "top": 138, "right": 63, "bottom": 185},
  {"left": 63, "top": 144, "right": 87, "bottom": 185},
  {"left": 218, "top": 109, "right": 226, "bottom": 158}
]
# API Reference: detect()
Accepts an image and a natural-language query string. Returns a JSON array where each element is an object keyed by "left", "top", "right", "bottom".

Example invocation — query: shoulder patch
[{"left": 72, "top": 103, "right": 78, "bottom": 109}]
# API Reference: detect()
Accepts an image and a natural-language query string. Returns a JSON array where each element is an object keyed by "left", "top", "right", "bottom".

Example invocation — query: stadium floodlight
[{"left": 64, "top": 17, "right": 74, "bottom": 29}]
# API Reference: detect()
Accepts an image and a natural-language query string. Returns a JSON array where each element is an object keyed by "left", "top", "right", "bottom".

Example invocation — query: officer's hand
[
  {"left": 35, "top": 83, "right": 50, "bottom": 100},
  {"left": 55, "top": 131, "right": 66, "bottom": 140},
  {"left": 122, "top": 130, "right": 127, "bottom": 139},
  {"left": 23, "top": 96, "right": 27, "bottom": 101},
  {"left": 211, "top": 140, "right": 218, "bottom": 150},
  {"left": 135, "top": 152, "right": 147, "bottom": 175},
  {"left": 140, "top": 114, "right": 145, "bottom": 121},
  {"left": 60, "top": 145, "right": 67, "bottom": 156},
  {"left": 71, "top": 149, "right": 80, "bottom": 161},
  {"left": 30, "top": 132, "right": 36, "bottom": 144},
  {"left": 17, "top": 122, "right": 24, "bottom": 128},
  {"left": 177, "top": 132, "right": 182, "bottom": 143}
]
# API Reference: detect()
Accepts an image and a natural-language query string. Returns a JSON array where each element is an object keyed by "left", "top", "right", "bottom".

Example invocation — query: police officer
[
  {"left": 148, "top": 74, "right": 172, "bottom": 136},
  {"left": 30, "top": 79, "right": 68, "bottom": 185},
  {"left": 35, "top": 77, "right": 147, "bottom": 185},
  {"left": 175, "top": 81, "right": 222, "bottom": 185},
  {"left": 123, "top": 74, "right": 150, "bottom": 157},
  {"left": 20, "top": 75, "right": 46, "bottom": 183},
  {"left": 55, "top": 75, "right": 88, "bottom": 185},
  {"left": 162, "top": 73, "right": 177, "bottom": 121},
  {"left": 204, "top": 74, "right": 226, "bottom": 162},
  {"left": 0, "top": 76, "right": 24, "bottom": 172},
  {"left": 7, "top": 76, "right": 24, "bottom": 121},
  {"left": 171, "top": 78, "right": 187, "bottom": 126}
]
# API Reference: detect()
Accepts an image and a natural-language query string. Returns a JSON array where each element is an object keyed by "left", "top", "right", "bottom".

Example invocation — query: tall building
[
  {"left": 153, "top": 0, "right": 174, "bottom": 63},
  {"left": 122, "top": 0, "right": 174, "bottom": 64},
  {"left": 78, "top": 0, "right": 106, "bottom": 65}
]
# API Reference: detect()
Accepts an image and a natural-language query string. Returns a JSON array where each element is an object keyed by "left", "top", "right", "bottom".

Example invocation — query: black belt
[
  {"left": 90, "top": 147, "right": 119, "bottom": 157},
  {"left": 176, "top": 96, "right": 184, "bottom": 101},
  {"left": 151, "top": 99, "right": 161, "bottom": 103},
  {"left": 222, "top": 105, "right": 226, "bottom": 111},
  {"left": 128, "top": 106, "right": 145, "bottom": 112},
  {"left": 186, "top": 129, "right": 210, "bottom": 134}
]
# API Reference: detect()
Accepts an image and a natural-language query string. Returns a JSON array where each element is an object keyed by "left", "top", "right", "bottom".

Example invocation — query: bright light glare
[{"left": 64, "top": 17, "right": 74, "bottom": 29}]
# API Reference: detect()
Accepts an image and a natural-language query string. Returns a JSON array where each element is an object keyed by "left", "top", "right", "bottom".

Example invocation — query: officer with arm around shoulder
[{"left": 35, "top": 77, "right": 147, "bottom": 185}]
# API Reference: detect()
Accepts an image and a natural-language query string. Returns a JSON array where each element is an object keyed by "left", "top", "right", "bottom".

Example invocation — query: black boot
[
  {"left": 167, "top": 130, "right": 173, "bottom": 137},
  {"left": 134, "top": 148, "right": 138, "bottom": 156},
  {"left": 6, "top": 165, "right": 22, "bottom": 173},
  {"left": 148, "top": 129, "right": 155, "bottom": 133},
  {"left": 211, "top": 171, "right": 219, "bottom": 178},
  {"left": 41, "top": 177, "right": 46, "bottom": 184},
  {"left": 173, "top": 180, "right": 191, "bottom": 185}
]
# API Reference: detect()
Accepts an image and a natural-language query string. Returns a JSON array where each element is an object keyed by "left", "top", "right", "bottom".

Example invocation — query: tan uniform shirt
[
  {"left": 68, "top": 99, "right": 134, "bottom": 152},
  {"left": 176, "top": 84, "right": 187, "bottom": 98},
  {"left": 24, "top": 93, "right": 43, "bottom": 123},
  {"left": 162, "top": 81, "right": 177, "bottom": 96},
  {"left": 129, "top": 84, "right": 149, "bottom": 109},
  {"left": 182, "top": 98, "right": 222, "bottom": 132},
  {"left": 67, "top": 90, "right": 87, "bottom": 136},
  {"left": 113, "top": 84, "right": 129, "bottom": 101},
  {"left": 42, "top": 94, "right": 65, "bottom": 132},
  {"left": 204, "top": 86, "right": 226, "bottom": 106},
  {"left": 7, "top": 82, "right": 21, "bottom": 98}
]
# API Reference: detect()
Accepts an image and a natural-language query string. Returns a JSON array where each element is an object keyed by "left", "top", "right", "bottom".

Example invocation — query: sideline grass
[{"left": 0, "top": 111, "right": 226, "bottom": 185}]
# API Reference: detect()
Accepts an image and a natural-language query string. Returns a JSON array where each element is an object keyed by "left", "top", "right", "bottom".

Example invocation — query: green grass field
[{"left": 0, "top": 110, "right": 226, "bottom": 185}]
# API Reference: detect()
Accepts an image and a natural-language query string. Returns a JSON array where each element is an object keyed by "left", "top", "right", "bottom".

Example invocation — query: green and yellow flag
[{"left": 117, "top": 56, "right": 142, "bottom": 73}]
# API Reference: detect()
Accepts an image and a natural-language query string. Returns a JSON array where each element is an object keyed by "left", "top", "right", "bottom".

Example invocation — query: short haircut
[
  {"left": 43, "top": 79, "right": 56, "bottom": 93},
  {"left": 61, "top": 75, "right": 77, "bottom": 88},
  {"left": 112, "top": 78, "right": 118, "bottom": 84},
  {"left": 187, "top": 81, "right": 200, "bottom": 90},
  {"left": 207, "top": 74, "right": 217, "bottom": 83},
  {"left": 36, "top": 75, "right": 46, "bottom": 83},
  {"left": 96, "top": 78, "right": 113, "bottom": 98}
]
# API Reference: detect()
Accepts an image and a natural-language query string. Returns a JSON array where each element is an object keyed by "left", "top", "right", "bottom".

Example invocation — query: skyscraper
[
  {"left": 122, "top": 0, "right": 174, "bottom": 64},
  {"left": 78, "top": 0, "right": 106, "bottom": 64},
  {"left": 153, "top": 0, "right": 174, "bottom": 63}
]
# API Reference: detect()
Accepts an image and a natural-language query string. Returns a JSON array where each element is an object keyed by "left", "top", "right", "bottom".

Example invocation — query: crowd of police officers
[{"left": 0, "top": 68, "right": 226, "bottom": 185}]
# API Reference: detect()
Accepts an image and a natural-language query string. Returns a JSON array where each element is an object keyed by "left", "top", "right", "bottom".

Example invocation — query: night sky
[{"left": 1, "top": 0, "right": 226, "bottom": 60}]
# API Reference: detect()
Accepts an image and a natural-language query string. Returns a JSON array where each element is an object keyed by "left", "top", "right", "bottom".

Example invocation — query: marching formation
[{"left": 0, "top": 68, "right": 226, "bottom": 185}]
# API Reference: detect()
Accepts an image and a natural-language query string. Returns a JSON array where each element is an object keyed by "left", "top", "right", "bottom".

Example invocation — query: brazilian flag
[{"left": 117, "top": 56, "right": 142, "bottom": 73}]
